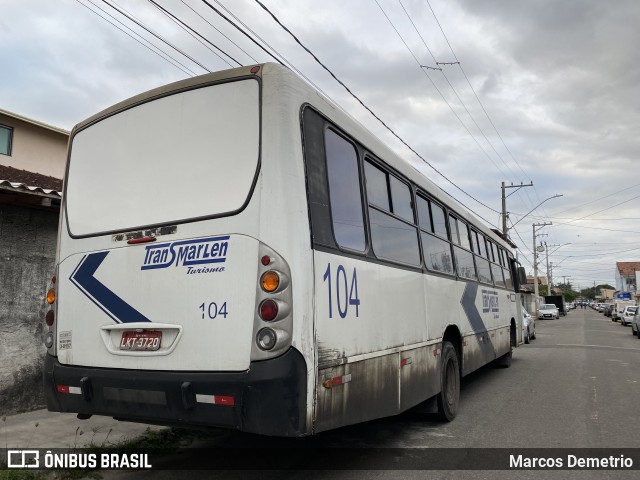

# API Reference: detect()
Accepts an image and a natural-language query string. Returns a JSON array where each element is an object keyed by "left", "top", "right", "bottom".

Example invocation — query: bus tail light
[
  {"left": 259, "top": 300, "right": 279, "bottom": 321},
  {"left": 45, "top": 310, "right": 55, "bottom": 326}
]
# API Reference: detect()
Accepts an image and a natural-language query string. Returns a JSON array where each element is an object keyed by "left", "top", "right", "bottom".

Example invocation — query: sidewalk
[{"left": 1, "top": 409, "right": 163, "bottom": 449}]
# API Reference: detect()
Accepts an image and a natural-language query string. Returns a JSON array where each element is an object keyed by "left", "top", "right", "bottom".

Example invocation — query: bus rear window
[{"left": 66, "top": 79, "right": 260, "bottom": 236}]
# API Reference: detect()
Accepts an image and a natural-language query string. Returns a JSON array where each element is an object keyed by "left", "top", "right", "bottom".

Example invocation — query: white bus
[{"left": 43, "top": 63, "right": 525, "bottom": 436}]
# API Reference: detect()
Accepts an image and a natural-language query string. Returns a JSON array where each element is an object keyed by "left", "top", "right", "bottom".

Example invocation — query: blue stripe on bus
[
  {"left": 70, "top": 251, "right": 151, "bottom": 324},
  {"left": 460, "top": 282, "right": 494, "bottom": 350}
]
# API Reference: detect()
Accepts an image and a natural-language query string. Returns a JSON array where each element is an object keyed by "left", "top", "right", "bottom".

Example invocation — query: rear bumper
[{"left": 44, "top": 348, "right": 308, "bottom": 437}]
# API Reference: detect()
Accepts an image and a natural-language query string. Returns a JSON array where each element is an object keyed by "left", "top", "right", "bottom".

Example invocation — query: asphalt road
[{"left": 100, "top": 307, "right": 640, "bottom": 479}]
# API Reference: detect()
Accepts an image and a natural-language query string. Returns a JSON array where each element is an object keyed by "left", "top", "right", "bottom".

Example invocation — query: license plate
[{"left": 120, "top": 330, "right": 162, "bottom": 351}]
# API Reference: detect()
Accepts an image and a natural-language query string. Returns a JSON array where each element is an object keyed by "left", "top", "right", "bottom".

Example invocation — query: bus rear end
[{"left": 43, "top": 65, "right": 309, "bottom": 436}]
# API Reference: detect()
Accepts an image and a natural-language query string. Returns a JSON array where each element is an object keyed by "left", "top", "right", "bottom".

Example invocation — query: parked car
[
  {"left": 632, "top": 309, "right": 640, "bottom": 337},
  {"left": 538, "top": 303, "right": 559, "bottom": 320},
  {"left": 620, "top": 306, "right": 638, "bottom": 327},
  {"left": 604, "top": 304, "right": 614, "bottom": 317},
  {"left": 523, "top": 308, "right": 536, "bottom": 344}
]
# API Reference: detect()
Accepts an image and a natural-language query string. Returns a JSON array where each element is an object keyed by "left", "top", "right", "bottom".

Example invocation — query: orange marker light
[
  {"left": 46, "top": 288, "right": 56, "bottom": 304},
  {"left": 261, "top": 271, "right": 280, "bottom": 292}
]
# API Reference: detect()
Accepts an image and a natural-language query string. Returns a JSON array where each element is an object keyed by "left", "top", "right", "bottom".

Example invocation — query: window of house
[
  {"left": 0, "top": 125, "right": 12, "bottom": 156},
  {"left": 325, "top": 129, "right": 366, "bottom": 252}
]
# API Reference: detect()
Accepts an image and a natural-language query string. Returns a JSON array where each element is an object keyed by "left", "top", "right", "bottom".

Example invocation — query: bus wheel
[{"left": 436, "top": 341, "right": 460, "bottom": 422}]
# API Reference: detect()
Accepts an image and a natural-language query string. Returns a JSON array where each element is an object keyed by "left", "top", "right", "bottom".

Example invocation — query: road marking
[
  {"left": 590, "top": 377, "right": 599, "bottom": 424},
  {"left": 557, "top": 344, "right": 640, "bottom": 352}
]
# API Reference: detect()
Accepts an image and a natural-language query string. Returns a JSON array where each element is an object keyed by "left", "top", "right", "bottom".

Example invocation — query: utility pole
[
  {"left": 533, "top": 222, "right": 552, "bottom": 312},
  {"left": 501, "top": 181, "right": 534, "bottom": 237},
  {"left": 543, "top": 243, "right": 569, "bottom": 294},
  {"left": 545, "top": 242, "right": 550, "bottom": 293}
]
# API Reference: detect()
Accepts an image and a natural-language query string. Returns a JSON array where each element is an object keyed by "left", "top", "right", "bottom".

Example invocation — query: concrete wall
[
  {"left": 0, "top": 112, "right": 68, "bottom": 179},
  {"left": 0, "top": 205, "right": 58, "bottom": 415}
]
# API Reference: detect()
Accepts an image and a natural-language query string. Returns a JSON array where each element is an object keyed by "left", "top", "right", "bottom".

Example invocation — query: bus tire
[
  {"left": 436, "top": 341, "right": 460, "bottom": 422},
  {"left": 524, "top": 328, "right": 530, "bottom": 344}
]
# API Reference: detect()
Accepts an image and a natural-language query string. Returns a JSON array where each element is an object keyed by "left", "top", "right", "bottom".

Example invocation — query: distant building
[
  {"left": 615, "top": 262, "right": 640, "bottom": 294},
  {"left": 0, "top": 108, "right": 68, "bottom": 415},
  {"left": 524, "top": 275, "right": 548, "bottom": 289}
]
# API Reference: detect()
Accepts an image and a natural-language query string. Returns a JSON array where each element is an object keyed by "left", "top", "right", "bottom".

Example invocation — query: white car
[
  {"left": 620, "top": 306, "right": 638, "bottom": 327},
  {"left": 538, "top": 303, "right": 559, "bottom": 320},
  {"left": 632, "top": 309, "right": 640, "bottom": 337},
  {"left": 523, "top": 308, "right": 536, "bottom": 344}
]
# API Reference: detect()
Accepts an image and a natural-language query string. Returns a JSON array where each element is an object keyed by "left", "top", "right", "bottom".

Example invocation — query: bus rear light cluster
[
  {"left": 253, "top": 244, "right": 293, "bottom": 356},
  {"left": 44, "top": 274, "right": 57, "bottom": 350}
]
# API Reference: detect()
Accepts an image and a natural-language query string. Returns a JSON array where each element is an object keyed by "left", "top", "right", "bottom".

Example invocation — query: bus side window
[
  {"left": 364, "top": 160, "right": 420, "bottom": 266},
  {"left": 502, "top": 248, "right": 514, "bottom": 289},
  {"left": 473, "top": 230, "right": 493, "bottom": 285},
  {"left": 487, "top": 240, "right": 505, "bottom": 287},
  {"left": 450, "top": 216, "right": 476, "bottom": 281},
  {"left": 431, "top": 203, "right": 448, "bottom": 239},
  {"left": 324, "top": 129, "right": 366, "bottom": 252},
  {"left": 417, "top": 195, "right": 454, "bottom": 275}
]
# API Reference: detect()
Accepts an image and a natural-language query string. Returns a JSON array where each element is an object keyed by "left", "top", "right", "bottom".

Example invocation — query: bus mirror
[{"left": 517, "top": 267, "right": 527, "bottom": 285}]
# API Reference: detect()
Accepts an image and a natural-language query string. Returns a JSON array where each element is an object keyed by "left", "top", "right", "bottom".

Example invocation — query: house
[
  {"left": 0, "top": 108, "right": 68, "bottom": 415},
  {"left": 615, "top": 262, "right": 640, "bottom": 294}
]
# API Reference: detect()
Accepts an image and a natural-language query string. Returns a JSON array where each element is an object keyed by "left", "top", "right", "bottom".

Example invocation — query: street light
[{"left": 511, "top": 194, "right": 563, "bottom": 229}]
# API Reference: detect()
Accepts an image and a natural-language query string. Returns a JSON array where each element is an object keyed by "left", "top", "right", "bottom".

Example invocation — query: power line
[
  {"left": 208, "top": 0, "right": 346, "bottom": 115},
  {"left": 398, "top": 0, "right": 521, "bottom": 183},
  {"left": 421, "top": 0, "right": 545, "bottom": 215},
  {"left": 75, "top": 0, "right": 195, "bottom": 76},
  {"left": 377, "top": 0, "right": 513, "bottom": 184},
  {"left": 250, "top": 0, "right": 503, "bottom": 226},
  {"left": 103, "top": 0, "right": 211, "bottom": 73},
  {"left": 177, "top": 0, "right": 258, "bottom": 64},
  {"left": 148, "top": 0, "right": 241, "bottom": 67},
  {"left": 424, "top": 0, "right": 531, "bottom": 183}
]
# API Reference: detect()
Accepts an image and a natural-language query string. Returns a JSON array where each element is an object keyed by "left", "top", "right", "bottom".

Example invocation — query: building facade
[
  {"left": 0, "top": 109, "right": 68, "bottom": 415},
  {"left": 615, "top": 262, "right": 640, "bottom": 294}
]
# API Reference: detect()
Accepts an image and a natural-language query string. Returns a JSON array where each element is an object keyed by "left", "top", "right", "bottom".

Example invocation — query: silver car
[
  {"left": 538, "top": 303, "right": 559, "bottom": 320},
  {"left": 523, "top": 308, "right": 536, "bottom": 344},
  {"left": 622, "top": 306, "right": 638, "bottom": 328}
]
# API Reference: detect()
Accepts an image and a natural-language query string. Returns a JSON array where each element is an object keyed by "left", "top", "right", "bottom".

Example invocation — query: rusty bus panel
[
  {"left": 399, "top": 346, "right": 439, "bottom": 412},
  {"left": 315, "top": 354, "right": 398, "bottom": 433}
]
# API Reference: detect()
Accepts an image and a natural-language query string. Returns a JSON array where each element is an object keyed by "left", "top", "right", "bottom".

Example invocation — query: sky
[{"left": 2, "top": 0, "right": 639, "bottom": 291}]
